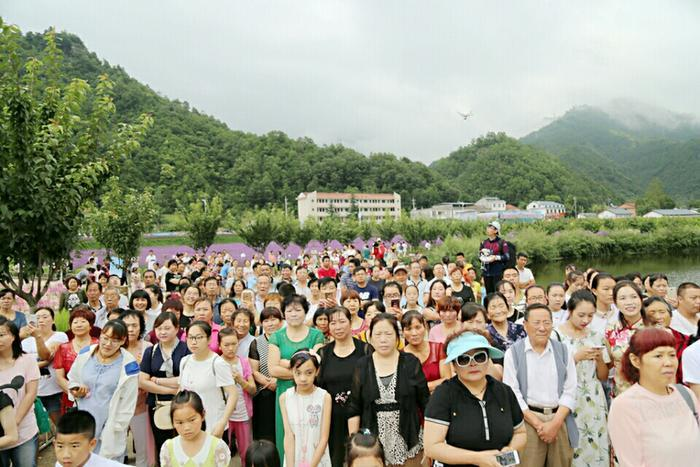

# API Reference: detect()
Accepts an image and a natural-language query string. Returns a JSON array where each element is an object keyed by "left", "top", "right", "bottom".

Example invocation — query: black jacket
[{"left": 346, "top": 352, "right": 429, "bottom": 450}]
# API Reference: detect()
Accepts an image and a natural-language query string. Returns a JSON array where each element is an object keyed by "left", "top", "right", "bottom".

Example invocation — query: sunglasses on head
[{"left": 455, "top": 350, "right": 489, "bottom": 367}]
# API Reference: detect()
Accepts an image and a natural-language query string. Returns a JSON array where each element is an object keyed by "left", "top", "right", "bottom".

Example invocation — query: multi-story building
[
  {"left": 527, "top": 201, "right": 567, "bottom": 219},
  {"left": 410, "top": 202, "right": 478, "bottom": 220},
  {"left": 297, "top": 191, "right": 401, "bottom": 223},
  {"left": 475, "top": 197, "right": 506, "bottom": 212}
]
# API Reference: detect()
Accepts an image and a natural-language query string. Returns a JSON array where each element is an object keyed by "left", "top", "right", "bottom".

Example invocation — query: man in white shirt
[
  {"left": 503, "top": 304, "right": 578, "bottom": 467},
  {"left": 670, "top": 282, "right": 700, "bottom": 336},
  {"left": 516, "top": 252, "right": 536, "bottom": 290},
  {"left": 55, "top": 410, "right": 126, "bottom": 466}
]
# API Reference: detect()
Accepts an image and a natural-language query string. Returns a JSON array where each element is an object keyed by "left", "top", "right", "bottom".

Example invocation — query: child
[
  {"left": 54, "top": 410, "right": 124, "bottom": 466},
  {"left": 160, "top": 390, "right": 231, "bottom": 467},
  {"left": 279, "top": 350, "right": 332, "bottom": 467},
  {"left": 219, "top": 327, "right": 256, "bottom": 465},
  {"left": 346, "top": 430, "right": 386, "bottom": 467},
  {"left": 245, "top": 439, "right": 281, "bottom": 467}
]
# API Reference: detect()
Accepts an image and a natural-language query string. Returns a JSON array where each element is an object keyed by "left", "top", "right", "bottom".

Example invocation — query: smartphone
[
  {"left": 325, "top": 292, "right": 334, "bottom": 300},
  {"left": 27, "top": 314, "right": 38, "bottom": 326},
  {"left": 496, "top": 450, "right": 520, "bottom": 466},
  {"left": 391, "top": 298, "right": 400, "bottom": 309}
]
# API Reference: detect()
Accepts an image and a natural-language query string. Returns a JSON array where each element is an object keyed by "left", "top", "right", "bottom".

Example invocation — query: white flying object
[{"left": 457, "top": 111, "right": 473, "bottom": 120}]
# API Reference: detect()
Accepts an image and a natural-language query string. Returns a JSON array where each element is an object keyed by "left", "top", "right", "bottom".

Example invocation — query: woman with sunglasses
[{"left": 424, "top": 330, "right": 526, "bottom": 467}]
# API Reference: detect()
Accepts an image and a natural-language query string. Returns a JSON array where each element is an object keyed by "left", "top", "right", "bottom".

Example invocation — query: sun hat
[
  {"left": 488, "top": 220, "right": 501, "bottom": 232},
  {"left": 444, "top": 332, "right": 504, "bottom": 363}
]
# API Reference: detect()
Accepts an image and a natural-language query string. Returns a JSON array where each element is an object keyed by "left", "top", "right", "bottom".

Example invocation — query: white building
[
  {"left": 643, "top": 208, "right": 699, "bottom": 218},
  {"left": 526, "top": 201, "right": 566, "bottom": 218},
  {"left": 297, "top": 191, "right": 401, "bottom": 223},
  {"left": 598, "top": 207, "right": 633, "bottom": 219},
  {"left": 411, "top": 202, "right": 478, "bottom": 220},
  {"left": 475, "top": 197, "right": 506, "bottom": 212}
]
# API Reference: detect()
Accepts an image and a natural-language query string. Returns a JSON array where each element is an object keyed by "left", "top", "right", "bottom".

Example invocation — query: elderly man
[{"left": 503, "top": 304, "right": 578, "bottom": 467}]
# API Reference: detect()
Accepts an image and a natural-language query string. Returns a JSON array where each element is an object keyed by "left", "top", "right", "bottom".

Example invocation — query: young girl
[
  {"left": 345, "top": 430, "right": 385, "bottom": 467},
  {"left": 279, "top": 350, "right": 332, "bottom": 467},
  {"left": 219, "top": 328, "right": 256, "bottom": 465},
  {"left": 245, "top": 439, "right": 281, "bottom": 467},
  {"left": 160, "top": 390, "right": 231, "bottom": 467}
]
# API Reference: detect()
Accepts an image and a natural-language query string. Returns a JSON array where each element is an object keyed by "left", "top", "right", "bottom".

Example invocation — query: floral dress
[
  {"left": 559, "top": 329, "right": 611, "bottom": 467},
  {"left": 374, "top": 372, "right": 422, "bottom": 466},
  {"left": 487, "top": 321, "right": 527, "bottom": 352},
  {"left": 605, "top": 318, "right": 644, "bottom": 397}
]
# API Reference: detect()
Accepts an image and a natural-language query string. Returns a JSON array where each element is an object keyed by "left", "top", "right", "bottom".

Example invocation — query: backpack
[
  {"left": 502, "top": 240, "right": 516, "bottom": 269},
  {"left": 675, "top": 384, "right": 699, "bottom": 426}
]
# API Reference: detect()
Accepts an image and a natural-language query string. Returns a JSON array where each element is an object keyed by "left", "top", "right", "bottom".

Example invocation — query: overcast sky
[{"left": 3, "top": 1, "right": 700, "bottom": 162}]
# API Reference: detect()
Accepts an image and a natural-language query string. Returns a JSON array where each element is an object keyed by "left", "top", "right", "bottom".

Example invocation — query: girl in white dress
[{"left": 279, "top": 350, "right": 332, "bottom": 467}]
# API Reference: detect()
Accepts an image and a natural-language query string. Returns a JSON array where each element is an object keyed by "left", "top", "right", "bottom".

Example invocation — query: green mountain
[
  {"left": 521, "top": 104, "right": 700, "bottom": 201},
  {"left": 430, "top": 133, "right": 615, "bottom": 208},
  {"left": 17, "top": 31, "right": 461, "bottom": 213}
]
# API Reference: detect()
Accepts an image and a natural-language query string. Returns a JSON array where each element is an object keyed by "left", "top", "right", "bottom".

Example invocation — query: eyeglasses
[
  {"left": 455, "top": 350, "right": 489, "bottom": 367},
  {"left": 99, "top": 335, "right": 122, "bottom": 345},
  {"left": 187, "top": 334, "right": 207, "bottom": 342}
]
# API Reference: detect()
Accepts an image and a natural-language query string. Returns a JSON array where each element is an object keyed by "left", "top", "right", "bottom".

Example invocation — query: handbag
[
  {"left": 153, "top": 395, "right": 173, "bottom": 430},
  {"left": 34, "top": 398, "right": 51, "bottom": 434},
  {"left": 152, "top": 343, "right": 175, "bottom": 430}
]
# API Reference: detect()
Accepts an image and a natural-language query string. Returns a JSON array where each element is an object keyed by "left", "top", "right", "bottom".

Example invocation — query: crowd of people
[{"left": 0, "top": 222, "right": 699, "bottom": 467}]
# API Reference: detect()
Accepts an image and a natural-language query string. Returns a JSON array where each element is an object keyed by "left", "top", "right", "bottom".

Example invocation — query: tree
[
  {"left": 179, "top": 196, "right": 226, "bottom": 253},
  {"left": 636, "top": 178, "right": 676, "bottom": 215},
  {"left": 86, "top": 179, "right": 157, "bottom": 276},
  {"left": 0, "top": 23, "right": 152, "bottom": 306},
  {"left": 236, "top": 209, "right": 283, "bottom": 251}
]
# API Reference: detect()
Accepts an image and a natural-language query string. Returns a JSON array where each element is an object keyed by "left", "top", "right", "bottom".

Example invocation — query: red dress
[{"left": 53, "top": 337, "right": 99, "bottom": 413}]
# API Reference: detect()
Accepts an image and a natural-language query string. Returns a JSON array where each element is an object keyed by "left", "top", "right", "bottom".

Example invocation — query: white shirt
[
  {"left": 503, "top": 338, "right": 578, "bottom": 412},
  {"left": 517, "top": 267, "right": 535, "bottom": 285},
  {"left": 671, "top": 310, "right": 698, "bottom": 336},
  {"left": 551, "top": 309, "right": 570, "bottom": 329},
  {"left": 179, "top": 354, "right": 235, "bottom": 433},
  {"left": 56, "top": 452, "right": 126, "bottom": 466},
  {"left": 682, "top": 340, "right": 700, "bottom": 384},
  {"left": 22, "top": 332, "right": 69, "bottom": 396}
]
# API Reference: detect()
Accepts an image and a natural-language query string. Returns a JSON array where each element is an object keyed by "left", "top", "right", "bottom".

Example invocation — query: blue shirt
[{"left": 77, "top": 354, "right": 124, "bottom": 449}]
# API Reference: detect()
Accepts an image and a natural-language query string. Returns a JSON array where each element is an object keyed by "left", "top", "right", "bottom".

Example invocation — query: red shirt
[
  {"left": 316, "top": 267, "right": 337, "bottom": 279},
  {"left": 54, "top": 337, "right": 99, "bottom": 412}
]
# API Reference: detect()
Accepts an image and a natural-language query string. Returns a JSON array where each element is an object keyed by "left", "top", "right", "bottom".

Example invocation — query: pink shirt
[
  {"left": 0, "top": 353, "right": 41, "bottom": 446},
  {"left": 608, "top": 383, "right": 700, "bottom": 467},
  {"left": 181, "top": 322, "right": 222, "bottom": 354}
]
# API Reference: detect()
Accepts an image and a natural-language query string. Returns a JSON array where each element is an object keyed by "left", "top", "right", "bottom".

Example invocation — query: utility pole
[
  {"left": 412, "top": 197, "right": 416, "bottom": 210},
  {"left": 284, "top": 197, "right": 288, "bottom": 217},
  {"left": 573, "top": 196, "right": 577, "bottom": 218}
]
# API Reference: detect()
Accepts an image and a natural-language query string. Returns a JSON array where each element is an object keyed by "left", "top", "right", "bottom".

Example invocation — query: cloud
[{"left": 3, "top": 0, "right": 700, "bottom": 162}]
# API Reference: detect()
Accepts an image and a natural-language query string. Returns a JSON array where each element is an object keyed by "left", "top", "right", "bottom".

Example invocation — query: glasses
[
  {"left": 187, "top": 334, "right": 208, "bottom": 342},
  {"left": 455, "top": 350, "right": 489, "bottom": 367},
  {"left": 100, "top": 335, "right": 122, "bottom": 345}
]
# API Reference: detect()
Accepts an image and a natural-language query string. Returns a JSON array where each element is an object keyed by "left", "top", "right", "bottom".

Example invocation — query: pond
[{"left": 532, "top": 253, "right": 700, "bottom": 288}]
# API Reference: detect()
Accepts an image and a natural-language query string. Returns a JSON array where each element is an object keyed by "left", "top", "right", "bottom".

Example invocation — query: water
[{"left": 532, "top": 254, "right": 700, "bottom": 287}]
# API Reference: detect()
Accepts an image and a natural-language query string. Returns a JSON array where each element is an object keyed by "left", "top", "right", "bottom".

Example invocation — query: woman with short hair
[
  {"left": 347, "top": 313, "right": 429, "bottom": 467},
  {"left": 424, "top": 329, "right": 526, "bottom": 467},
  {"left": 608, "top": 327, "right": 700, "bottom": 467}
]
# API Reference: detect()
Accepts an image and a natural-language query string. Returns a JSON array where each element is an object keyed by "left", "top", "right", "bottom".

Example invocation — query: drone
[{"left": 457, "top": 111, "right": 473, "bottom": 120}]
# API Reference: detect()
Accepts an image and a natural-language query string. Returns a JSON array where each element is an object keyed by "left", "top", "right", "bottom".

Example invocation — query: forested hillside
[
  {"left": 522, "top": 105, "right": 700, "bottom": 201},
  {"left": 18, "top": 29, "right": 679, "bottom": 214}
]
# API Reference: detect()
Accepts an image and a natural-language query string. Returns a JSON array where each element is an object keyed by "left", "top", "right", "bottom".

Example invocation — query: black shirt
[
  {"left": 425, "top": 375, "right": 523, "bottom": 467},
  {"left": 140, "top": 340, "right": 191, "bottom": 407}
]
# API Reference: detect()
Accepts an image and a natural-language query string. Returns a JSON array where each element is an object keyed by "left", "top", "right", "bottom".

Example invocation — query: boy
[{"left": 54, "top": 410, "right": 125, "bottom": 466}]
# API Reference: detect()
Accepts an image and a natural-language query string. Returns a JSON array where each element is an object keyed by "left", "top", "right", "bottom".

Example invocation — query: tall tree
[
  {"left": 179, "top": 196, "right": 226, "bottom": 253},
  {"left": 0, "top": 23, "right": 152, "bottom": 306},
  {"left": 86, "top": 179, "right": 157, "bottom": 277}
]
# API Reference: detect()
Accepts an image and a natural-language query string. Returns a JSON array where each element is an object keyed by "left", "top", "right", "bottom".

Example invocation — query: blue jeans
[{"left": 0, "top": 434, "right": 38, "bottom": 467}]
